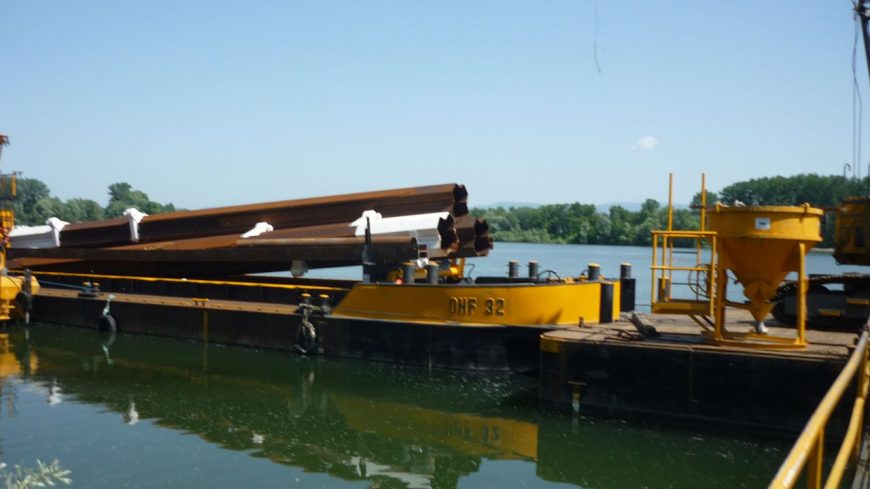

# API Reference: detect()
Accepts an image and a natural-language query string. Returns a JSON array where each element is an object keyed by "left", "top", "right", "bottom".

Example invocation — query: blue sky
[{"left": 0, "top": 1, "right": 863, "bottom": 210}]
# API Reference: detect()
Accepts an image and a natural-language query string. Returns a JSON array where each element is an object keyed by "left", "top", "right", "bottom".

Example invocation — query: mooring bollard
[
  {"left": 403, "top": 262, "right": 416, "bottom": 285},
  {"left": 319, "top": 294, "right": 331, "bottom": 315},
  {"left": 528, "top": 260, "right": 539, "bottom": 280},
  {"left": 427, "top": 262, "right": 440, "bottom": 284},
  {"left": 620, "top": 262, "right": 636, "bottom": 312},
  {"left": 587, "top": 263, "right": 600, "bottom": 281},
  {"left": 508, "top": 260, "right": 519, "bottom": 278}
]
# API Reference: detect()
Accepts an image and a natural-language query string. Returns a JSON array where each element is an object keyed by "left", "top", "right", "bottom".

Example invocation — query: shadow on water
[{"left": 0, "top": 323, "right": 791, "bottom": 489}]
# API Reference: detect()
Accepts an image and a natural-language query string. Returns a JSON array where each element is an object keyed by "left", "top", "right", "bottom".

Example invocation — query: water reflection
[
  {"left": 124, "top": 397, "right": 139, "bottom": 425},
  {"left": 46, "top": 379, "right": 62, "bottom": 405},
  {"left": 0, "top": 324, "right": 788, "bottom": 489}
]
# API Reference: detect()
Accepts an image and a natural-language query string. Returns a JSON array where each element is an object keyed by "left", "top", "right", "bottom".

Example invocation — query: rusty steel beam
[
  {"left": 10, "top": 237, "right": 420, "bottom": 277},
  {"left": 136, "top": 183, "right": 468, "bottom": 243},
  {"left": 59, "top": 217, "right": 131, "bottom": 248},
  {"left": 111, "top": 214, "right": 459, "bottom": 252},
  {"left": 454, "top": 215, "right": 492, "bottom": 256},
  {"left": 55, "top": 183, "right": 468, "bottom": 248}
]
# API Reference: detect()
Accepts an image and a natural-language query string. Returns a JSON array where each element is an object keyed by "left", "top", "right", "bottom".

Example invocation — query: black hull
[{"left": 31, "top": 293, "right": 547, "bottom": 372}]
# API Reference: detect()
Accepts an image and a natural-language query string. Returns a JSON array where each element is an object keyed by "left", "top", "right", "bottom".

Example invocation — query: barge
[
  {"left": 0, "top": 161, "right": 627, "bottom": 372},
  {"left": 28, "top": 265, "right": 625, "bottom": 372}
]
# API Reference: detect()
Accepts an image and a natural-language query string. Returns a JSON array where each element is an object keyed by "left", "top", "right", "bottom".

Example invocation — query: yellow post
[
  {"left": 667, "top": 173, "right": 674, "bottom": 231},
  {"left": 714, "top": 264, "right": 727, "bottom": 340},
  {"left": 651, "top": 234, "right": 658, "bottom": 304},
  {"left": 696, "top": 174, "right": 707, "bottom": 281},
  {"left": 667, "top": 174, "right": 674, "bottom": 291},
  {"left": 857, "top": 349, "right": 870, "bottom": 462},
  {"left": 700, "top": 173, "right": 707, "bottom": 232},
  {"left": 708, "top": 235, "right": 717, "bottom": 316},
  {"left": 807, "top": 433, "right": 823, "bottom": 489},
  {"left": 797, "top": 243, "right": 807, "bottom": 346}
]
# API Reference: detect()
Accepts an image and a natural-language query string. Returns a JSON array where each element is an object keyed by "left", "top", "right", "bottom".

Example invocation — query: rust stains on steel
[
  {"left": 136, "top": 183, "right": 468, "bottom": 244},
  {"left": 453, "top": 214, "right": 493, "bottom": 257},
  {"left": 16, "top": 183, "right": 491, "bottom": 277},
  {"left": 60, "top": 217, "right": 132, "bottom": 248},
  {"left": 110, "top": 215, "right": 459, "bottom": 252},
  {"left": 57, "top": 183, "right": 468, "bottom": 247},
  {"left": 9, "top": 237, "right": 420, "bottom": 277}
]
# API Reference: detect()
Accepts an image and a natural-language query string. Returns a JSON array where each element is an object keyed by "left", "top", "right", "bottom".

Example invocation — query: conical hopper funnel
[{"left": 710, "top": 205, "right": 822, "bottom": 322}]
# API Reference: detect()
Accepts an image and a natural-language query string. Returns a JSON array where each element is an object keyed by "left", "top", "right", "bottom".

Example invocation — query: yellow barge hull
[{"left": 28, "top": 272, "right": 621, "bottom": 372}]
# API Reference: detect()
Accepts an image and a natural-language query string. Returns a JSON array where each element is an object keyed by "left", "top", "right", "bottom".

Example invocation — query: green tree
[
  {"left": 12, "top": 178, "right": 51, "bottom": 225},
  {"left": 58, "top": 198, "right": 103, "bottom": 222},
  {"left": 9, "top": 178, "right": 176, "bottom": 225},
  {"left": 32, "top": 197, "right": 65, "bottom": 225},
  {"left": 104, "top": 182, "right": 176, "bottom": 218}
]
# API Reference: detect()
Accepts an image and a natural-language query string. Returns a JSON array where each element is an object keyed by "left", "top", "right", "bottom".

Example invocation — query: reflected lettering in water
[{"left": 0, "top": 324, "right": 789, "bottom": 489}]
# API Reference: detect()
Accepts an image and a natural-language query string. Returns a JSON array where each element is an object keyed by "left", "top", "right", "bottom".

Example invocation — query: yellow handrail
[
  {"left": 769, "top": 324, "right": 870, "bottom": 488},
  {"left": 24, "top": 270, "right": 348, "bottom": 293},
  {"left": 650, "top": 229, "right": 716, "bottom": 309}
]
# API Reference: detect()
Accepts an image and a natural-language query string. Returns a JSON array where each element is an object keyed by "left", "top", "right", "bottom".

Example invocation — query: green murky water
[{"left": 0, "top": 323, "right": 790, "bottom": 488}]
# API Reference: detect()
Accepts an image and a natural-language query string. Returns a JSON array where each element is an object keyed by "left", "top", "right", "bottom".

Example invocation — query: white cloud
[{"left": 636, "top": 135, "right": 658, "bottom": 151}]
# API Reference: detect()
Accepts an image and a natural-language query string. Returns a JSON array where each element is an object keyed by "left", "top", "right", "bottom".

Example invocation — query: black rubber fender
[
  {"left": 96, "top": 313, "right": 118, "bottom": 333},
  {"left": 293, "top": 322, "right": 317, "bottom": 354},
  {"left": 14, "top": 291, "right": 32, "bottom": 313}
]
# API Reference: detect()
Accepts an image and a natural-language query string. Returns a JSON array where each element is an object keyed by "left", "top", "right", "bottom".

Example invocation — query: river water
[{"left": 2, "top": 242, "right": 857, "bottom": 489}]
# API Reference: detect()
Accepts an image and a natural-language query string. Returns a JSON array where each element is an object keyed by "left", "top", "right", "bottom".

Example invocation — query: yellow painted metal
[
  {"left": 652, "top": 300, "right": 712, "bottom": 315},
  {"left": 650, "top": 175, "right": 823, "bottom": 350},
  {"left": 711, "top": 203, "right": 823, "bottom": 323},
  {"left": 0, "top": 141, "right": 40, "bottom": 322},
  {"left": 611, "top": 279, "right": 621, "bottom": 321},
  {"left": 769, "top": 327, "right": 870, "bottom": 488},
  {"left": 650, "top": 230, "right": 717, "bottom": 317},
  {"left": 30, "top": 270, "right": 347, "bottom": 293},
  {"left": 834, "top": 197, "right": 870, "bottom": 265},
  {"left": 817, "top": 309, "right": 843, "bottom": 317},
  {"left": 708, "top": 204, "right": 821, "bottom": 348},
  {"left": 333, "top": 281, "right": 615, "bottom": 326},
  {"left": 700, "top": 174, "right": 707, "bottom": 233},
  {"left": 0, "top": 210, "right": 13, "bottom": 230},
  {"left": 0, "top": 275, "right": 39, "bottom": 321},
  {"left": 408, "top": 260, "right": 465, "bottom": 282},
  {"left": 667, "top": 173, "right": 674, "bottom": 231}
]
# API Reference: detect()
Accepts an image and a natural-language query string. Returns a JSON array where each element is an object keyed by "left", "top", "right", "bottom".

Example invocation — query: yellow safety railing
[
  {"left": 650, "top": 229, "right": 717, "bottom": 317},
  {"left": 650, "top": 173, "right": 717, "bottom": 320},
  {"left": 770, "top": 324, "right": 870, "bottom": 489},
  {"left": 26, "top": 270, "right": 349, "bottom": 293}
]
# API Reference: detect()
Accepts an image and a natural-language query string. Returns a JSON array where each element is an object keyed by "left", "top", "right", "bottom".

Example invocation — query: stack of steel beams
[
  {"left": 9, "top": 183, "right": 492, "bottom": 277},
  {"left": 9, "top": 236, "right": 421, "bottom": 277},
  {"left": 135, "top": 183, "right": 469, "bottom": 244},
  {"left": 454, "top": 215, "right": 493, "bottom": 257}
]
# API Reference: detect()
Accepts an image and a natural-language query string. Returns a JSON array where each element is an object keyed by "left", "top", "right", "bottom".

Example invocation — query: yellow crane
[{"left": 0, "top": 134, "right": 40, "bottom": 322}]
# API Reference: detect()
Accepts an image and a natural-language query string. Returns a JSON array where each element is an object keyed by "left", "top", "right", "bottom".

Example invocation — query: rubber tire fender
[
  {"left": 96, "top": 313, "right": 118, "bottom": 333},
  {"left": 14, "top": 291, "right": 33, "bottom": 313},
  {"left": 294, "top": 322, "right": 316, "bottom": 354}
]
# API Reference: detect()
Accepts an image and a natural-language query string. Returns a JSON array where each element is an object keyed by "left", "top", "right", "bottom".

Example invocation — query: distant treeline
[
  {"left": 472, "top": 200, "right": 696, "bottom": 246},
  {"left": 14, "top": 178, "right": 177, "bottom": 226},
  {"left": 473, "top": 174, "right": 870, "bottom": 247}
]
